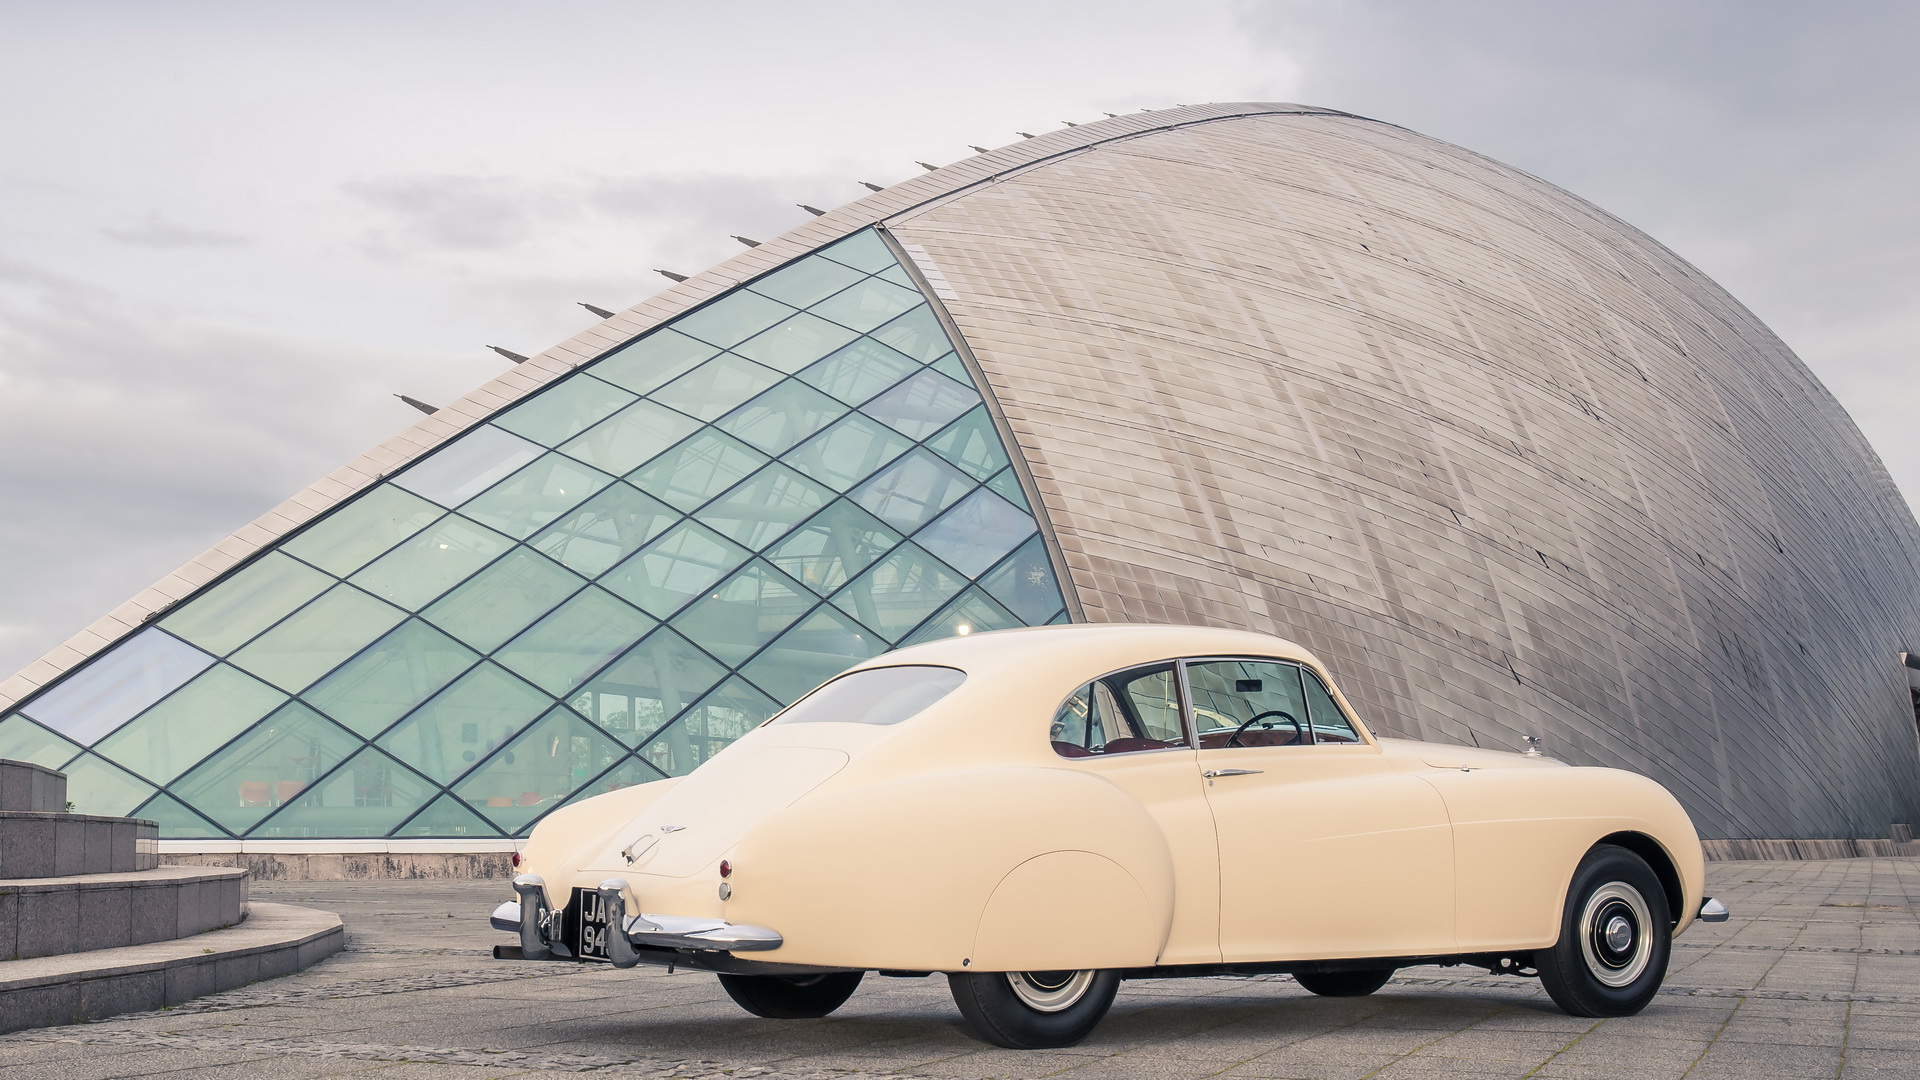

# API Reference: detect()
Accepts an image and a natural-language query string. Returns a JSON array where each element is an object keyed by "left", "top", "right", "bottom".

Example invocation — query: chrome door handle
[{"left": 1202, "top": 769, "right": 1264, "bottom": 778}]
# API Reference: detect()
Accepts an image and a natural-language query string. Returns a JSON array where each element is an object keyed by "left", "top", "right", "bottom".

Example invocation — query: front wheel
[
  {"left": 948, "top": 969, "right": 1121, "bottom": 1048},
  {"left": 717, "top": 971, "right": 864, "bottom": 1018},
  {"left": 1536, "top": 844, "right": 1671, "bottom": 1017},
  {"left": 1294, "top": 968, "right": 1394, "bottom": 997}
]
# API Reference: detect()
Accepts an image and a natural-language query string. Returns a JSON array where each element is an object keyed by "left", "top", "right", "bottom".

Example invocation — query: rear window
[{"left": 770, "top": 665, "right": 966, "bottom": 726}]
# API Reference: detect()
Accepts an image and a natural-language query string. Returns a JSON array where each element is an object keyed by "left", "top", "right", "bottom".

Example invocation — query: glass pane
[
  {"left": 851, "top": 449, "right": 975, "bottom": 533},
  {"left": 600, "top": 520, "right": 749, "bottom": 618},
  {"left": 161, "top": 552, "right": 333, "bottom": 657},
  {"left": 1187, "top": 661, "right": 1310, "bottom": 748},
  {"left": 925, "top": 406, "right": 1009, "bottom": 481},
  {"left": 590, "top": 328, "right": 722, "bottom": 395},
  {"left": 817, "top": 230, "right": 897, "bottom": 273},
  {"left": 695, "top": 463, "right": 834, "bottom": 550},
  {"left": 247, "top": 746, "right": 434, "bottom": 838},
  {"left": 650, "top": 354, "right": 784, "bottom": 422},
  {"left": 980, "top": 534, "right": 1068, "bottom": 624},
  {"left": 394, "top": 792, "right": 504, "bottom": 838},
  {"left": 494, "top": 587, "right": 657, "bottom": 696},
  {"left": 454, "top": 707, "right": 626, "bottom": 832},
  {"left": 21, "top": 629, "right": 213, "bottom": 745},
  {"left": 349, "top": 516, "right": 514, "bottom": 610},
  {"left": 167, "top": 702, "right": 363, "bottom": 833},
  {"left": 459, "top": 453, "right": 615, "bottom": 540},
  {"left": 375, "top": 663, "right": 550, "bottom": 783},
  {"left": 670, "top": 290, "right": 797, "bottom": 349},
  {"left": 61, "top": 754, "right": 156, "bottom": 816},
  {"left": 1302, "top": 669, "right": 1363, "bottom": 743},
  {"left": 492, "top": 374, "right": 636, "bottom": 447},
  {"left": 749, "top": 254, "right": 868, "bottom": 309},
  {"left": 95, "top": 664, "right": 287, "bottom": 783},
  {"left": 636, "top": 675, "right": 779, "bottom": 775},
  {"left": 732, "top": 312, "right": 862, "bottom": 374},
  {"left": 899, "top": 587, "right": 1023, "bottom": 647},
  {"left": 798, "top": 338, "right": 920, "bottom": 406},
  {"left": 228, "top": 584, "right": 407, "bottom": 693},
  {"left": 986, "top": 466, "right": 1032, "bottom": 512},
  {"left": 576, "top": 627, "right": 729, "bottom": 745},
  {"left": 529, "top": 481, "right": 679, "bottom": 577},
  {"left": 390, "top": 425, "right": 544, "bottom": 508},
  {"left": 764, "top": 500, "right": 901, "bottom": 596},
  {"left": 545, "top": 755, "right": 669, "bottom": 816},
  {"left": 282, "top": 485, "right": 444, "bottom": 577},
  {"left": 626, "top": 430, "right": 768, "bottom": 512},
  {"left": 0, "top": 715, "right": 81, "bottom": 770},
  {"left": 738, "top": 607, "right": 881, "bottom": 702},
  {"left": 930, "top": 351, "right": 975, "bottom": 386},
  {"left": 786, "top": 413, "right": 914, "bottom": 492},
  {"left": 305, "top": 619, "right": 482, "bottom": 736},
  {"left": 671, "top": 560, "right": 811, "bottom": 665},
  {"left": 421, "top": 548, "right": 586, "bottom": 654},
  {"left": 862, "top": 368, "right": 980, "bottom": 439},
  {"left": 808, "top": 276, "right": 923, "bottom": 333},
  {"left": 716, "top": 380, "right": 847, "bottom": 455},
  {"left": 914, "top": 487, "right": 1035, "bottom": 576},
  {"left": 868, "top": 305, "right": 952, "bottom": 362},
  {"left": 131, "top": 793, "right": 226, "bottom": 838},
  {"left": 556, "top": 399, "right": 702, "bottom": 475},
  {"left": 877, "top": 262, "right": 915, "bottom": 289},
  {"left": 772, "top": 665, "right": 965, "bottom": 726},
  {"left": 831, "top": 543, "right": 967, "bottom": 641}
]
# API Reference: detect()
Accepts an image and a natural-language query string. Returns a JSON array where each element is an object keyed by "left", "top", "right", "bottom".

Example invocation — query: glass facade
[{"left": 0, "top": 229, "right": 1067, "bottom": 838}]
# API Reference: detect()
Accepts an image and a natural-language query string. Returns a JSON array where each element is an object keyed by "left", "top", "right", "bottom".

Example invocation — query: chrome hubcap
[
  {"left": 1005, "top": 970, "right": 1094, "bottom": 1012},
  {"left": 1580, "top": 881, "right": 1653, "bottom": 987}
]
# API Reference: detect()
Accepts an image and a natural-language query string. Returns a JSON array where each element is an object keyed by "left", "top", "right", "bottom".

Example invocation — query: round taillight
[
  {"left": 719, "top": 860, "right": 732, "bottom": 878},
  {"left": 511, "top": 851, "right": 521, "bottom": 868}
]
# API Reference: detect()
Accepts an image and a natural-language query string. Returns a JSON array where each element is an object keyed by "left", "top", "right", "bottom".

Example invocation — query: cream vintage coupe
[{"left": 490, "top": 624, "right": 1727, "bottom": 1047}]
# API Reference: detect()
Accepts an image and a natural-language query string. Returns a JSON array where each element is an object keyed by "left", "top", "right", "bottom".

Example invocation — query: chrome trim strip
[
  {"left": 488, "top": 899, "right": 782, "bottom": 954},
  {"left": 1698, "top": 897, "right": 1730, "bottom": 922}
]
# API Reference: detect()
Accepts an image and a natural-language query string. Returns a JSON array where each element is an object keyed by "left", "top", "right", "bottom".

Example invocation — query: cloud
[{"left": 100, "top": 213, "right": 250, "bottom": 249}]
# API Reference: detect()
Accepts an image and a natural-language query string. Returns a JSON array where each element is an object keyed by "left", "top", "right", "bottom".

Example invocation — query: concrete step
[
  {"left": 0, "top": 811, "right": 158, "bottom": 879},
  {"left": 0, "top": 759, "right": 66, "bottom": 814},
  {"left": 0, "top": 900, "right": 343, "bottom": 1034},
  {"left": 1, "top": 866, "right": 248, "bottom": 961}
]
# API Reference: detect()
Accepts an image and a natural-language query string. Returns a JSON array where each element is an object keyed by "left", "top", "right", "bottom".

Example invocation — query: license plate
[{"left": 570, "top": 888, "right": 614, "bottom": 961}]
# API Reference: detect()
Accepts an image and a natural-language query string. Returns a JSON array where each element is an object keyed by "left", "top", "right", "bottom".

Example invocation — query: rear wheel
[
  {"left": 1536, "top": 844, "right": 1671, "bottom": 1017},
  {"left": 717, "top": 971, "right": 864, "bottom": 1018},
  {"left": 1294, "top": 968, "right": 1394, "bottom": 997},
  {"left": 948, "top": 969, "right": 1120, "bottom": 1048}
]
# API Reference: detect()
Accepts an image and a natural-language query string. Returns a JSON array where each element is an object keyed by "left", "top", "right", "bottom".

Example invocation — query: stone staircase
[{"left": 0, "top": 759, "right": 343, "bottom": 1031}]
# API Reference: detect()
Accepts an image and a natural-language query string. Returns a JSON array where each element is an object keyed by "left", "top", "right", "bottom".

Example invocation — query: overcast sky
[{"left": 1, "top": 0, "right": 1914, "bottom": 679}]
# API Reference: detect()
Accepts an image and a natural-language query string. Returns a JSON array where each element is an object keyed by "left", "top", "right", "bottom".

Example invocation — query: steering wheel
[{"left": 1228, "top": 709, "right": 1302, "bottom": 748}]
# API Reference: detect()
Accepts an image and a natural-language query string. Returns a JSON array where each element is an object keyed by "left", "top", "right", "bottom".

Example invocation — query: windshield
[{"left": 770, "top": 665, "right": 966, "bottom": 726}]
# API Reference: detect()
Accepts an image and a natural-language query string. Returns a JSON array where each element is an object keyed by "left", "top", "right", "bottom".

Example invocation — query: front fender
[{"left": 727, "top": 767, "right": 1174, "bottom": 970}]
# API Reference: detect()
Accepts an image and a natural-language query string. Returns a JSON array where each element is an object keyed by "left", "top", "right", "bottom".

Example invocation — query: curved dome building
[{"left": 3, "top": 103, "right": 1917, "bottom": 845}]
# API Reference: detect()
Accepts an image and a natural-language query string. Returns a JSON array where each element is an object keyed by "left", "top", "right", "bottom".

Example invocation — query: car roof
[{"left": 842, "top": 623, "right": 1329, "bottom": 679}]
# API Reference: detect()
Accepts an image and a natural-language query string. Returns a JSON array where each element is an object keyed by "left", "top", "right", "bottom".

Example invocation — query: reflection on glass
[
  {"left": 0, "top": 715, "right": 81, "bottom": 770},
  {"left": 772, "top": 665, "right": 965, "bottom": 726},
  {"left": 765, "top": 500, "right": 900, "bottom": 596},
  {"left": 249, "top": 746, "right": 434, "bottom": 838},
  {"left": 651, "top": 354, "right": 785, "bottom": 422},
  {"left": 95, "top": 665, "right": 286, "bottom": 783},
  {"left": 390, "top": 425, "right": 543, "bottom": 508},
  {"left": 575, "top": 627, "right": 729, "bottom": 745},
  {"left": 454, "top": 706, "right": 625, "bottom": 832},
  {"left": 695, "top": 463, "right": 833, "bottom": 550},
  {"left": 832, "top": 543, "right": 966, "bottom": 640},
  {"left": 930, "top": 352, "right": 974, "bottom": 387},
  {"left": 61, "top": 753, "right": 156, "bottom": 816},
  {"left": 281, "top": 486, "right": 445, "bottom": 577},
  {"left": 670, "top": 290, "right": 796, "bottom": 349},
  {"left": 421, "top": 549, "right": 585, "bottom": 654},
  {"left": 168, "top": 702, "right": 362, "bottom": 833},
  {"left": 626, "top": 430, "right": 768, "bottom": 512},
  {"left": 20, "top": 629, "right": 214, "bottom": 745},
  {"left": 545, "top": 756, "right": 668, "bottom": 814},
  {"left": 556, "top": 399, "right": 702, "bottom": 476},
  {"left": 394, "top": 792, "right": 503, "bottom": 837},
  {"left": 528, "top": 482, "right": 679, "bottom": 577},
  {"left": 130, "top": 793, "right": 224, "bottom": 838},
  {"left": 493, "top": 587, "right": 657, "bottom": 695},
  {"left": 986, "top": 467, "right": 1031, "bottom": 511},
  {"left": 492, "top": 374, "right": 636, "bottom": 447},
  {"left": 748, "top": 254, "right": 867, "bottom": 309},
  {"left": 459, "top": 453, "right": 614, "bottom": 540},
  {"left": 816, "top": 230, "right": 896, "bottom": 273},
  {"left": 899, "top": 587, "right": 1023, "bottom": 647},
  {"left": 671, "top": 560, "right": 810, "bottom": 665},
  {"left": 350, "top": 517, "right": 514, "bottom": 610},
  {"left": 799, "top": 338, "right": 920, "bottom": 406},
  {"left": 228, "top": 585, "right": 407, "bottom": 693},
  {"left": 979, "top": 534, "right": 1066, "bottom": 624},
  {"left": 638, "top": 676, "right": 780, "bottom": 775},
  {"left": 716, "top": 380, "right": 847, "bottom": 455},
  {"left": 809, "top": 276, "right": 923, "bottom": 334},
  {"left": 161, "top": 553, "right": 333, "bottom": 657},
  {"left": 739, "top": 606, "right": 880, "bottom": 702},
  {"left": 924, "top": 407, "right": 1009, "bottom": 481},
  {"left": 877, "top": 263, "right": 915, "bottom": 289},
  {"left": 305, "top": 619, "right": 481, "bottom": 736},
  {"left": 591, "top": 329, "right": 722, "bottom": 395},
  {"left": 860, "top": 368, "right": 980, "bottom": 439},
  {"left": 601, "top": 521, "right": 748, "bottom": 618},
  {"left": 851, "top": 449, "right": 975, "bottom": 533},
  {"left": 374, "top": 663, "right": 550, "bottom": 784},
  {"left": 732, "top": 312, "right": 861, "bottom": 374},
  {"left": 787, "top": 414, "right": 914, "bottom": 492},
  {"left": 914, "top": 488, "right": 1035, "bottom": 576},
  {"left": 868, "top": 305, "right": 950, "bottom": 362}
]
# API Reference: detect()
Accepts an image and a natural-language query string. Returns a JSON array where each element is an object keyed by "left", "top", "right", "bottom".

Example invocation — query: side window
[
  {"left": 1050, "top": 663, "right": 1186, "bottom": 757},
  {"left": 1186, "top": 659, "right": 1311, "bottom": 749},
  {"left": 1301, "top": 669, "right": 1362, "bottom": 743}
]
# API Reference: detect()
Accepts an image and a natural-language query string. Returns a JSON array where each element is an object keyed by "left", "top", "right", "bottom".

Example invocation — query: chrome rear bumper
[{"left": 489, "top": 897, "right": 783, "bottom": 953}]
